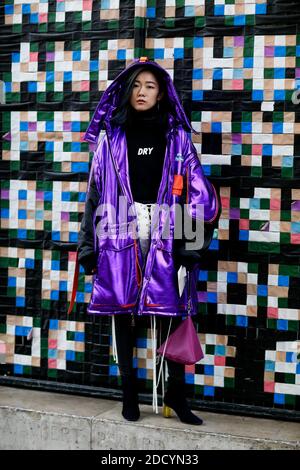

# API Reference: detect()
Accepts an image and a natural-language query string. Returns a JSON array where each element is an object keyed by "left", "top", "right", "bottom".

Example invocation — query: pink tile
[
  {"left": 30, "top": 52, "right": 38, "bottom": 62},
  {"left": 270, "top": 199, "right": 280, "bottom": 210},
  {"left": 252, "top": 144, "right": 262, "bottom": 155},
  {"left": 239, "top": 219, "right": 249, "bottom": 230},
  {"left": 69, "top": 251, "right": 77, "bottom": 262},
  {"left": 215, "top": 356, "right": 226, "bottom": 366},
  {"left": 232, "top": 79, "right": 243, "bottom": 90},
  {"left": 83, "top": 0, "right": 93, "bottom": 9},
  {"left": 48, "top": 359, "right": 57, "bottom": 369},
  {"left": 39, "top": 13, "right": 48, "bottom": 23},
  {"left": 291, "top": 233, "right": 300, "bottom": 244},
  {"left": 264, "top": 381, "right": 275, "bottom": 393},
  {"left": 81, "top": 81, "right": 90, "bottom": 91},
  {"left": 267, "top": 307, "right": 278, "bottom": 319},
  {"left": 49, "top": 339, "right": 57, "bottom": 349},
  {"left": 221, "top": 196, "right": 229, "bottom": 208}
]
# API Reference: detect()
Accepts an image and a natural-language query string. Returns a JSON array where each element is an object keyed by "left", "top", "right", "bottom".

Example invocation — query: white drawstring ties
[{"left": 111, "top": 315, "right": 119, "bottom": 364}]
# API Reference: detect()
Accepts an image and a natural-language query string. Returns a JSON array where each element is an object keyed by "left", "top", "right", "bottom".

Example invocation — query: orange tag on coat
[{"left": 172, "top": 174, "right": 183, "bottom": 196}]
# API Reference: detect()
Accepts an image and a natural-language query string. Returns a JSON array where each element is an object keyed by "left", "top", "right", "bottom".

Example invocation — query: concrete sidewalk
[{"left": 0, "top": 385, "right": 299, "bottom": 450}]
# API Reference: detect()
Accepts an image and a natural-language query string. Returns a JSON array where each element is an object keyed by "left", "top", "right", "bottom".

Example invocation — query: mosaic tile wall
[{"left": 0, "top": 0, "right": 300, "bottom": 417}]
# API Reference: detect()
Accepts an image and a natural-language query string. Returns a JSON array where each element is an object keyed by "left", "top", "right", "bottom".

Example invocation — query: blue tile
[
  {"left": 90, "top": 60, "right": 98, "bottom": 71},
  {"left": 236, "top": 316, "right": 248, "bottom": 327},
  {"left": 28, "top": 82, "right": 37, "bottom": 92},
  {"left": 64, "top": 72, "right": 72, "bottom": 82},
  {"left": 59, "top": 281, "right": 68, "bottom": 291},
  {"left": 62, "top": 192, "right": 70, "bottom": 201},
  {"left": 257, "top": 285, "right": 268, "bottom": 296},
  {"left": 76, "top": 292, "right": 84, "bottom": 303},
  {"left": 5, "top": 5, "right": 14, "bottom": 14},
  {"left": 30, "top": 13, "right": 38, "bottom": 23},
  {"left": 274, "top": 393, "right": 285, "bottom": 404},
  {"left": 204, "top": 386, "right": 214, "bottom": 396},
  {"left": 199, "top": 270, "right": 208, "bottom": 281},
  {"left": 136, "top": 337, "right": 147, "bottom": 348},
  {"left": 18, "top": 209, "right": 27, "bottom": 219},
  {"left": 274, "top": 46, "right": 286, "bottom": 57},
  {"left": 16, "top": 297, "right": 25, "bottom": 307},
  {"left": 52, "top": 232, "right": 60, "bottom": 241},
  {"left": 272, "top": 122, "right": 283, "bottom": 133},
  {"left": 185, "top": 6, "right": 194, "bottom": 16},
  {"left": 193, "top": 37, "right": 203, "bottom": 48},
  {"left": 12, "top": 53, "right": 20, "bottom": 63},
  {"left": 227, "top": 272, "right": 238, "bottom": 283},
  {"left": 146, "top": 7, "right": 155, "bottom": 18},
  {"left": 204, "top": 365, "right": 214, "bottom": 375},
  {"left": 239, "top": 230, "right": 249, "bottom": 241},
  {"left": 174, "top": 48, "right": 184, "bottom": 59},
  {"left": 212, "top": 122, "right": 222, "bottom": 133},
  {"left": 192, "top": 90, "right": 203, "bottom": 100},
  {"left": 19, "top": 190, "right": 27, "bottom": 200},
  {"left": 8, "top": 277, "right": 16, "bottom": 287},
  {"left": 265, "top": 360, "right": 275, "bottom": 372},
  {"left": 72, "top": 51, "right": 81, "bottom": 61},
  {"left": 278, "top": 276, "right": 289, "bottom": 286},
  {"left": 1, "top": 209, "right": 9, "bottom": 218},
  {"left": 252, "top": 90, "right": 264, "bottom": 101},
  {"left": 117, "top": 49, "right": 126, "bottom": 60},
  {"left": 20, "top": 122, "right": 28, "bottom": 131},
  {"left": 193, "top": 69, "right": 203, "bottom": 79},
  {"left": 51, "top": 260, "right": 60, "bottom": 271},
  {"left": 14, "top": 364, "right": 23, "bottom": 375},
  {"left": 66, "top": 350, "right": 75, "bottom": 361},
  {"left": 234, "top": 15, "right": 246, "bottom": 26},
  {"left": 244, "top": 58, "right": 253, "bottom": 68},
  {"left": 215, "top": 345, "right": 226, "bottom": 355},
  {"left": 277, "top": 320, "right": 288, "bottom": 331},
  {"left": 71, "top": 162, "right": 89, "bottom": 173},
  {"left": 256, "top": 4, "right": 267, "bottom": 14},
  {"left": 25, "top": 259, "right": 34, "bottom": 269},
  {"left": 274, "top": 90, "right": 285, "bottom": 100},
  {"left": 274, "top": 68, "right": 285, "bottom": 79},
  {"left": 74, "top": 332, "right": 85, "bottom": 342},
  {"left": 50, "top": 290, "right": 59, "bottom": 300},
  {"left": 214, "top": 5, "right": 224, "bottom": 15},
  {"left": 262, "top": 144, "right": 272, "bottom": 156},
  {"left": 154, "top": 49, "right": 164, "bottom": 59},
  {"left": 49, "top": 319, "right": 59, "bottom": 329}
]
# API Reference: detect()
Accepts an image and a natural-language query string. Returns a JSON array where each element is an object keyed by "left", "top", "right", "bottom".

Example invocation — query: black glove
[
  {"left": 173, "top": 244, "right": 202, "bottom": 271},
  {"left": 79, "top": 253, "right": 97, "bottom": 275}
]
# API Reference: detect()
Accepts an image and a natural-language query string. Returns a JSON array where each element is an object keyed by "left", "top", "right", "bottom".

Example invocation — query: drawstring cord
[
  {"left": 150, "top": 315, "right": 158, "bottom": 413},
  {"left": 151, "top": 315, "right": 173, "bottom": 414},
  {"left": 111, "top": 315, "right": 118, "bottom": 364}
]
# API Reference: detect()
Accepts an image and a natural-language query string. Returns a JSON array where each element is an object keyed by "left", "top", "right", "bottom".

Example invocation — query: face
[{"left": 130, "top": 70, "right": 163, "bottom": 111}]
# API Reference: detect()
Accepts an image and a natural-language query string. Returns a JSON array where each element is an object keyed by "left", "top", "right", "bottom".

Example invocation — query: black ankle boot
[
  {"left": 163, "top": 379, "right": 203, "bottom": 425},
  {"left": 120, "top": 374, "right": 140, "bottom": 422}
]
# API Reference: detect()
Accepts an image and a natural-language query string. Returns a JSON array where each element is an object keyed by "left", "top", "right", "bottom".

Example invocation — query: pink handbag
[{"left": 157, "top": 315, "right": 204, "bottom": 365}]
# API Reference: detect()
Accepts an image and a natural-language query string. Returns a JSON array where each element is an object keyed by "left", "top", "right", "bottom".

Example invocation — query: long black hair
[{"left": 110, "top": 66, "right": 173, "bottom": 130}]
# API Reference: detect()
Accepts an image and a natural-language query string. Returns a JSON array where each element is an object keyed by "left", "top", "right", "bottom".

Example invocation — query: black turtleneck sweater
[{"left": 125, "top": 107, "right": 167, "bottom": 204}]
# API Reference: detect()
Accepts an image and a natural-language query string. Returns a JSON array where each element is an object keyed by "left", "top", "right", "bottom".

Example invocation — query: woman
[{"left": 76, "top": 58, "right": 220, "bottom": 425}]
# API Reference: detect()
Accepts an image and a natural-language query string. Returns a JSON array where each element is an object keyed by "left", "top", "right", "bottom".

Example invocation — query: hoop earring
[{"left": 157, "top": 101, "right": 160, "bottom": 112}]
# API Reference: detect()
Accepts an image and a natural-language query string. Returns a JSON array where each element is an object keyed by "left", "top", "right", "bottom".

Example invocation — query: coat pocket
[
  {"left": 145, "top": 239, "right": 181, "bottom": 308},
  {"left": 91, "top": 238, "right": 139, "bottom": 307}
]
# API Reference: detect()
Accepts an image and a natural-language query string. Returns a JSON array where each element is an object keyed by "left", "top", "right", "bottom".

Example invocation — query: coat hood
[{"left": 84, "top": 57, "right": 194, "bottom": 144}]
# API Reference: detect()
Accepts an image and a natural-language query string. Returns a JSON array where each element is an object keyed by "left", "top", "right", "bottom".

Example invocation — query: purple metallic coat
[{"left": 81, "top": 59, "right": 219, "bottom": 317}]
